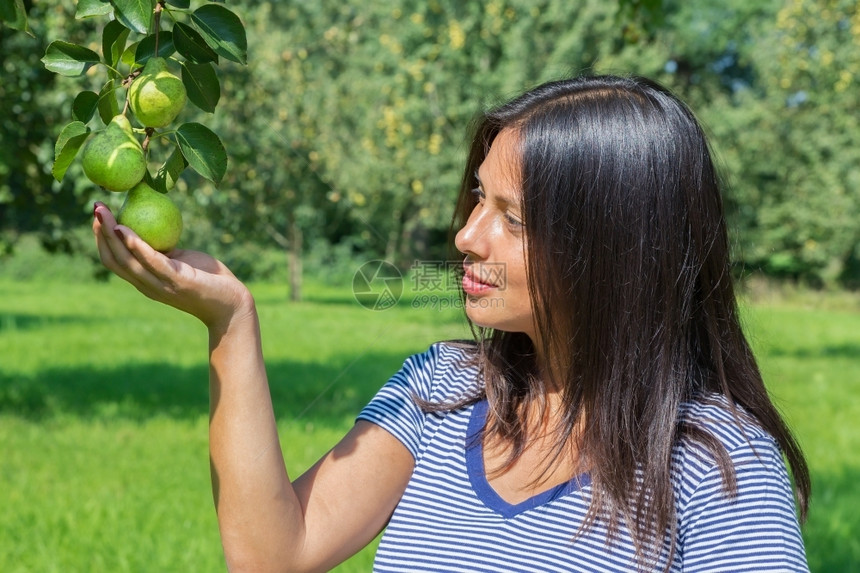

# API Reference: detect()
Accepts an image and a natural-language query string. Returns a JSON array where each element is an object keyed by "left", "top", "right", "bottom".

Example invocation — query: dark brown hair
[{"left": 450, "top": 75, "right": 810, "bottom": 565}]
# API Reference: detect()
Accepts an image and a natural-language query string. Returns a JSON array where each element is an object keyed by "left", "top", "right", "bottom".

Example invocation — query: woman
[{"left": 93, "top": 75, "right": 809, "bottom": 572}]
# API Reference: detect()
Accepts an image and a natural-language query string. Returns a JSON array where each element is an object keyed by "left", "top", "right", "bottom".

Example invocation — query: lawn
[{"left": 0, "top": 277, "right": 857, "bottom": 571}]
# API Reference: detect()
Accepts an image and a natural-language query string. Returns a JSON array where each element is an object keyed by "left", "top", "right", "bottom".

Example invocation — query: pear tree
[{"left": 42, "top": 0, "right": 246, "bottom": 252}]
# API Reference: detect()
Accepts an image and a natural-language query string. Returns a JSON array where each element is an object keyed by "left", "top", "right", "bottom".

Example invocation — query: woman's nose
[{"left": 454, "top": 206, "right": 489, "bottom": 260}]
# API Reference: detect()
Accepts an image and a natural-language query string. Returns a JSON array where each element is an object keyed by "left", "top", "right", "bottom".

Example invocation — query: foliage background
[{"left": 2, "top": 0, "right": 859, "bottom": 289}]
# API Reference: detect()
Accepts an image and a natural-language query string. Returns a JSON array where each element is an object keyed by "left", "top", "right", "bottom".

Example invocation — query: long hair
[{"left": 450, "top": 75, "right": 810, "bottom": 564}]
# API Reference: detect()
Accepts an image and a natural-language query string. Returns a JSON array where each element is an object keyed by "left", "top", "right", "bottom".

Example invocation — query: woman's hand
[{"left": 93, "top": 201, "right": 253, "bottom": 331}]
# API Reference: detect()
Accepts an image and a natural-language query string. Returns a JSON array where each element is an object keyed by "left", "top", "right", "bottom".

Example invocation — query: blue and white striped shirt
[{"left": 358, "top": 342, "right": 808, "bottom": 572}]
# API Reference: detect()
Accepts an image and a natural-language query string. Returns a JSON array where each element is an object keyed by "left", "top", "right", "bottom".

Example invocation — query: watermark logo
[
  {"left": 352, "top": 260, "right": 507, "bottom": 311},
  {"left": 352, "top": 260, "right": 403, "bottom": 310}
]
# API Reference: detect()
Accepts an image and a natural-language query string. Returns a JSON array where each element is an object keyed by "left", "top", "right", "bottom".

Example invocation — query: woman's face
[{"left": 454, "top": 129, "right": 535, "bottom": 340}]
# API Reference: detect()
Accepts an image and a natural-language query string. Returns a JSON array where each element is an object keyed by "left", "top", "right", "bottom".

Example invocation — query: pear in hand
[
  {"left": 81, "top": 115, "right": 147, "bottom": 191},
  {"left": 128, "top": 57, "right": 187, "bottom": 128},
  {"left": 117, "top": 181, "right": 184, "bottom": 252}
]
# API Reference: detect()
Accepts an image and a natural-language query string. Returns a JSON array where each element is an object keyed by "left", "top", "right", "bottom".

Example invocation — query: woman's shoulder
[
  {"left": 403, "top": 340, "right": 478, "bottom": 376},
  {"left": 673, "top": 394, "right": 806, "bottom": 567},
  {"left": 679, "top": 393, "right": 773, "bottom": 447},
  {"left": 394, "top": 340, "right": 482, "bottom": 403},
  {"left": 674, "top": 393, "right": 781, "bottom": 474}
]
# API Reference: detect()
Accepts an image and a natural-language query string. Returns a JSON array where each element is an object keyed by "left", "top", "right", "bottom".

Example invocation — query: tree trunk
[
  {"left": 288, "top": 217, "right": 302, "bottom": 302},
  {"left": 385, "top": 206, "right": 403, "bottom": 263}
]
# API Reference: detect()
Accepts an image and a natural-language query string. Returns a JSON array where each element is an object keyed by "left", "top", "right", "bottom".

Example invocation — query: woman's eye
[
  {"left": 505, "top": 212, "right": 524, "bottom": 229},
  {"left": 471, "top": 187, "right": 485, "bottom": 204}
]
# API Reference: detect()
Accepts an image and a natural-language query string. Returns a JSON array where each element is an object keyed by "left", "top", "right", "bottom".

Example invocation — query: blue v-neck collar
[{"left": 465, "top": 399, "right": 591, "bottom": 519}]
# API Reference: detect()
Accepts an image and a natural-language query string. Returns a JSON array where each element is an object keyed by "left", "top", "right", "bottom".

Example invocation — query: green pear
[
  {"left": 81, "top": 115, "right": 146, "bottom": 192},
  {"left": 117, "top": 181, "right": 183, "bottom": 252},
  {"left": 128, "top": 57, "right": 187, "bottom": 128}
]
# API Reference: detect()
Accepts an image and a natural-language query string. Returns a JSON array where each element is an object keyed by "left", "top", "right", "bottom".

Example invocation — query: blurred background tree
[
  {"left": 2, "top": 0, "right": 858, "bottom": 293},
  {"left": 716, "top": 0, "right": 860, "bottom": 288}
]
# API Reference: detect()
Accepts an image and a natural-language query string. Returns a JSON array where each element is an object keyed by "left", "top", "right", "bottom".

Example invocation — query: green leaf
[
  {"left": 175, "top": 123, "right": 227, "bottom": 186},
  {"left": 164, "top": 0, "right": 190, "bottom": 8},
  {"left": 102, "top": 19, "right": 130, "bottom": 71},
  {"left": 41, "top": 41, "right": 101, "bottom": 77},
  {"left": 181, "top": 61, "right": 220, "bottom": 113},
  {"left": 173, "top": 22, "right": 218, "bottom": 64},
  {"left": 191, "top": 4, "right": 247, "bottom": 65},
  {"left": 134, "top": 31, "right": 175, "bottom": 64},
  {"left": 151, "top": 147, "right": 188, "bottom": 193},
  {"left": 72, "top": 91, "right": 100, "bottom": 123},
  {"left": 52, "top": 122, "right": 91, "bottom": 182},
  {"left": 76, "top": 0, "right": 112, "bottom": 19},
  {"left": 111, "top": 0, "right": 154, "bottom": 35},
  {"left": 120, "top": 41, "right": 139, "bottom": 70},
  {"left": 97, "top": 81, "right": 121, "bottom": 125},
  {"left": 0, "top": 0, "right": 31, "bottom": 34}
]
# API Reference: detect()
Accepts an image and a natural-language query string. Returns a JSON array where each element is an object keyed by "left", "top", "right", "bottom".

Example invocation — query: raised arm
[{"left": 93, "top": 203, "right": 414, "bottom": 572}]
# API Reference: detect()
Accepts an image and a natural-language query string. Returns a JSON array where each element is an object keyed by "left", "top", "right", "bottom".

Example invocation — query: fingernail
[
  {"left": 114, "top": 227, "right": 125, "bottom": 241},
  {"left": 94, "top": 207, "right": 103, "bottom": 223}
]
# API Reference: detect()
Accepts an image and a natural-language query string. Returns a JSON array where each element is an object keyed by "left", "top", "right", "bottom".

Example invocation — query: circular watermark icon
[{"left": 352, "top": 260, "right": 403, "bottom": 310}]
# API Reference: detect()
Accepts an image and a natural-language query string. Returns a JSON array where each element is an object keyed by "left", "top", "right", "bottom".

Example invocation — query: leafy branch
[{"left": 42, "top": 0, "right": 247, "bottom": 190}]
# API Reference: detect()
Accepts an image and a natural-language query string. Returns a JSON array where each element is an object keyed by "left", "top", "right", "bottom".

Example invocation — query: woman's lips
[{"left": 462, "top": 272, "right": 496, "bottom": 295}]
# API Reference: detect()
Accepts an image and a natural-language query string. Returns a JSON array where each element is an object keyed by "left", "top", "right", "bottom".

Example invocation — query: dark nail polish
[
  {"left": 114, "top": 227, "right": 125, "bottom": 241},
  {"left": 94, "top": 208, "right": 103, "bottom": 223}
]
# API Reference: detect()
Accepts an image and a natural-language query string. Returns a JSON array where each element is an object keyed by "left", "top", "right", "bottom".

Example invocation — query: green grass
[
  {"left": 742, "top": 302, "right": 860, "bottom": 571},
  {"left": 0, "top": 277, "right": 469, "bottom": 572},
  {"left": 1, "top": 277, "right": 858, "bottom": 571}
]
